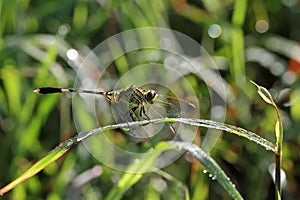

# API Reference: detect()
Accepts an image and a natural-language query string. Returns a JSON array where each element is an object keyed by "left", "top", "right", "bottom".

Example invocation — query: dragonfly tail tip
[{"left": 33, "top": 89, "right": 40, "bottom": 93}]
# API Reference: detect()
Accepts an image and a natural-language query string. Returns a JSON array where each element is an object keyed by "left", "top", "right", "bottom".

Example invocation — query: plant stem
[
  {"left": 274, "top": 97, "right": 283, "bottom": 199},
  {"left": 275, "top": 152, "right": 281, "bottom": 199}
]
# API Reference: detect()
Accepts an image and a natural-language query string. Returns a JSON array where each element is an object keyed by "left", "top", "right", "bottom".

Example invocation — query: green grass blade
[
  {"left": 230, "top": 0, "right": 248, "bottom": 88},
  {"left": 1, "top": 65, "right": 22, "bottom": 116},
  {"left": 0, "top": 137, "right": 77, "bottom": 195},
  {"left": 77, "top": 117, "right": 275, "bottom": 153},
  {"left": 175, "top": 118, "right": 275, "bottom": 152},
  {"left": 105, "top": 142, "right": 171, "bottom": 200},
  {"left": 168, "top": 141, "right": 243, "bottom": 200}
]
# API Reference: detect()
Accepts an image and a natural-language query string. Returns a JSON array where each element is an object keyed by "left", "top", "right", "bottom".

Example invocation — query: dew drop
[{"left": 203, "top": 169, "right": 208, "bottom": 174}]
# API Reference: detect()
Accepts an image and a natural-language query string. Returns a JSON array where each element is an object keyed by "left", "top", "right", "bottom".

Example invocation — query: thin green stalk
[
  {"left": 251, "top": 81, "right": 283, "bottom": 199},
  {"left": 274, "top": 105, "right": 283, "bottom": 199}
]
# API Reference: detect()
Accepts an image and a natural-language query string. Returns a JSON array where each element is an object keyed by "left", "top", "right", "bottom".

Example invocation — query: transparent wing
[
  {"left": 147, "top": 95, "right": 197, "bottom": 119},
  {"left": 140, "top": 94, "right": 198, "bottom": 142}
]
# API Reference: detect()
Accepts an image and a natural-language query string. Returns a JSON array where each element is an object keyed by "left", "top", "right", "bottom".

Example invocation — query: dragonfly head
[{"left": 145, "top": 90, "right": 158, "bottom": 103}]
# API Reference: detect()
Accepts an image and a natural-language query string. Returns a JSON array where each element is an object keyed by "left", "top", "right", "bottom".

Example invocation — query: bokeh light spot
[
  {"left": 208, "top": 24, "right": 222, "bottom": 38},
  {"left": 255, "top": 20, "right": 269, "bottom": 33},
  {"left": 67, "top": 49, "right": 79, "bottom": 61}
]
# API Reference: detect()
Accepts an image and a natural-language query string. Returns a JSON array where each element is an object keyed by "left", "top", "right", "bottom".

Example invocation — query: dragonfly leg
[
  {"left": 168, "top": 124, "right": 177, "bottom": 137},
  {"left": 129, "top": 106, "right": 139, "bottom": 121},
  {"left": 128, "top": 105, "right": 154, "bottom": 148},
  {"left": 140, "top": 103, "right": 150, "bottom": 120},
  {"left": 142, "top": 107, "right": 150, "bottom": 119}
]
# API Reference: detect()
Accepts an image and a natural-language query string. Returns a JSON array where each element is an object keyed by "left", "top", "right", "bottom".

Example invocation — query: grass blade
[
  {"left": 77, "top": 117, "right": 275, "bottom": 153},
  {"left": 0, "top": 137, "right": 77, "bottom": 195},
  {"left": 168, "top": 141, "right": 243, "bottom": 200},
  {"left": 105, "top": 142, "right": 171, "bottom": 200}
]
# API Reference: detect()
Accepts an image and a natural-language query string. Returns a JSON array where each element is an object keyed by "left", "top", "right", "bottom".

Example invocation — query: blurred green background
[{"left": 1, "top": 0, "right": 300, "bottom": 199}]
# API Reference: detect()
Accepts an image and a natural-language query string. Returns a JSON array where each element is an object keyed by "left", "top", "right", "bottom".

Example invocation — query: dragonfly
[
  {"left": 34, "top": 86, "right": 163, "bottom": 120},
  {"left": 34, "top": 85, "right": 196, "bottom": 146}
]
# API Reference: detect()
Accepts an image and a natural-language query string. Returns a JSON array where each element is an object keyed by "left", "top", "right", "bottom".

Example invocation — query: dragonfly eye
[{"left": 146, "top": 90, "right": 158, "bottom": 103}]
